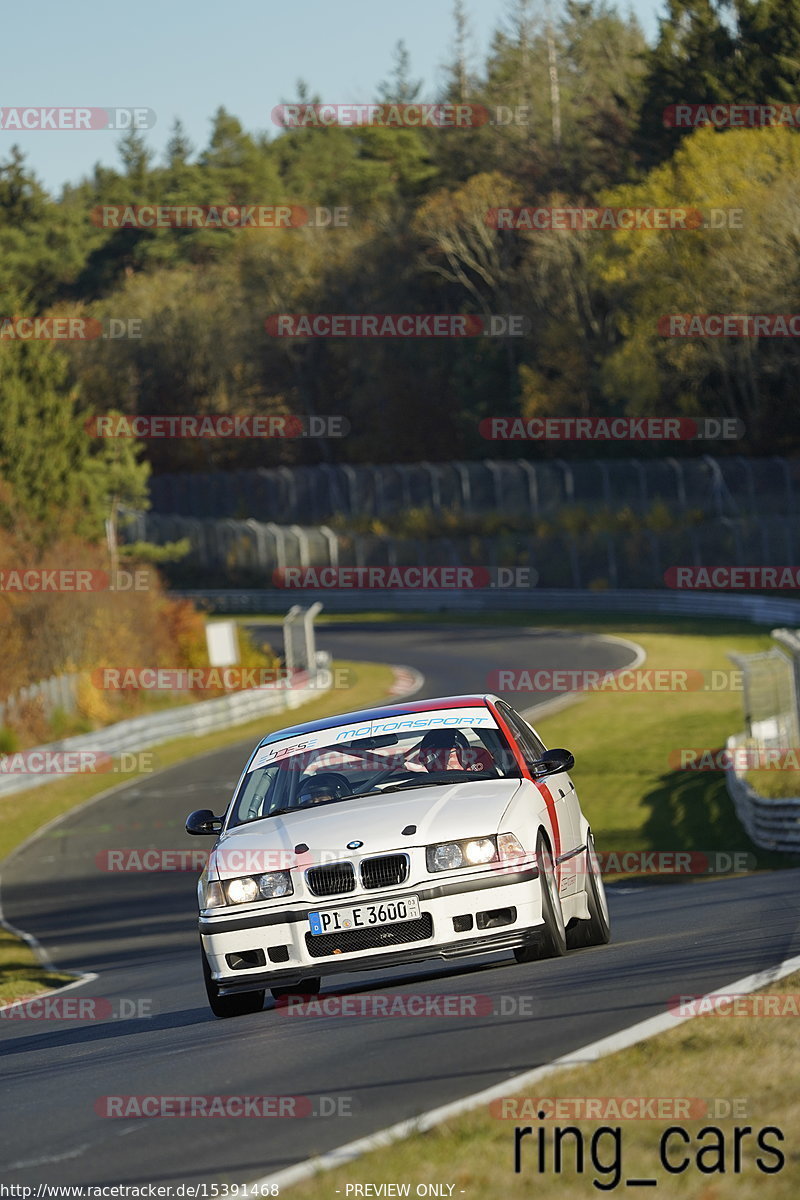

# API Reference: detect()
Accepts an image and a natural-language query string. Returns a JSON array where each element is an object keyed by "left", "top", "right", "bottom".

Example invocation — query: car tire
[
  {"left": 567, "top": 832, "right": 611, "bottom": 949},
  {"left": 270, "top": 977, "right": 322, "bottom": 1000},
  {"left": 201, "top": 944, "right": 265, "bottom": 1018},
  {"left": 514, "top": 833, "right": 567, "bottom": 963}
]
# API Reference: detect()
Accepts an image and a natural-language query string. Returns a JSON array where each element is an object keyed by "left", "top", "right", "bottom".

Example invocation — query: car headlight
[
  {"left": 497, "top": 832, "right": 526, "bottom": 862},
  {"left": 202, "top": 880, "right": 225, "bottom": 909},
  {"left": 204, "top": 871, "right": 293, "bottom": 907},
  {"left": 426, "top": 836, "right": 498, "bottom": 873},
  {"left": 257, "top": 871, "right": 293, "bottom": 899}
]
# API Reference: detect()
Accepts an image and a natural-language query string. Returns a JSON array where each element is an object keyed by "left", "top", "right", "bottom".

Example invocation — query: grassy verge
[
  {"left": 282, "top": 969, "right": 800, "bottom": 1199},
  {"left": 0, "top": 927, "right": 74, "bottom": 1004},
  {"left": 527, "top": 626, "right": 795, "bottom": 873},
  {"left": 0, "top": 660, "right": 394, "bottom": 1004}
]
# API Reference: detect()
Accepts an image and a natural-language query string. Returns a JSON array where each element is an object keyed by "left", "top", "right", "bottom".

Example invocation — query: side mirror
[
  {"left": 532, "top": 748, "right": 575, "bottom": 777},
  {"left": 186, "top": 809, "right": 223, "bottom": 836}
]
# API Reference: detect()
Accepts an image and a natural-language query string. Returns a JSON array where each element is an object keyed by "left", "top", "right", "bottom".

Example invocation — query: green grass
[
  {"left": 0, "top": 928, "right": 73, "bottom": 1005},
  {"left": 530, "top": 628, "right": 793, "bottom": 873},
  {"left": 745, "top": 770, "right": 800, "bottom": 799}
]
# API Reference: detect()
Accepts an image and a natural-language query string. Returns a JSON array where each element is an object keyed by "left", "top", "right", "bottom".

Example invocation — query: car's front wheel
[
  {"left": 201, "top": 944, "right": 265, "bottom": 1018},
  {"left": 567, "top": 832, "right": 611, "bottom": 949},
  {"left": 514, "top": 833, "right": 567, "bottom": 963}
]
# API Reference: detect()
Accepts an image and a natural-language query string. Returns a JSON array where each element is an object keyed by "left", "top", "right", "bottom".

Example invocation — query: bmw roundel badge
[{"left": 347, "top": 840, "right": 363, "bottom": 849}]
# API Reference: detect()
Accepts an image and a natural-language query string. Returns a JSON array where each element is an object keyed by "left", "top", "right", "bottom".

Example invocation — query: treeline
[{"left": 2, "top": 0, "right": 800, "bottom": 486}]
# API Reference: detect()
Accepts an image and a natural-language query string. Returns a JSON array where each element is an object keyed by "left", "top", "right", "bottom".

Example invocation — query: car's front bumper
[{"left": 199, "top": 863, "right": 542, "bottom": 993}]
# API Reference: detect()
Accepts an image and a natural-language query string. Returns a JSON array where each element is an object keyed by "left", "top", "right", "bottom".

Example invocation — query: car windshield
[{"left": 228, "top": 706, "right": 520, "bottom": 827}]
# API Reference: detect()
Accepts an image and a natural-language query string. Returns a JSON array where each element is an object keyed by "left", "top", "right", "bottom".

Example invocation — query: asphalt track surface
[{"left": 1, "top": 625, "right": 799, "bottom": 1186}]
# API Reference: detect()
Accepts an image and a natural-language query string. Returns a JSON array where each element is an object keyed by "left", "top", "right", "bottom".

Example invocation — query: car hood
[{"left": 213, "top": 778, "right": 523, "bottom": 876}]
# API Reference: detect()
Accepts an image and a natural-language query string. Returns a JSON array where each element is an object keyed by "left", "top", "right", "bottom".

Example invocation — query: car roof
[{"left": 256, "top": 694, "right": 502, "bottom": 748}]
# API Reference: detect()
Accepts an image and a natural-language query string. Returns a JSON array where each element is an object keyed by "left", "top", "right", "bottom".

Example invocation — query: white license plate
[{"left": 308, "top": 895, "right": 420, "bottom": 936}]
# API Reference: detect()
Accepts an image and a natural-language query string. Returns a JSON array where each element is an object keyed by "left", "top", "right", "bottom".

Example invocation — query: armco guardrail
[
  {"left": 725, "top": 738, "right": 800, "bottom": 854},
  {"left": 175, "top": 588, "right": 800, "bottom": 625},
  {"left": 0, "top": 671, "right": 330, "bottom": 801}
]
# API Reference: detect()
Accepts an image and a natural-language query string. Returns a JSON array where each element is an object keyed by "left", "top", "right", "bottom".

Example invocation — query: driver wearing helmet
[
  {"left": 417, "top": 729, "right": 495, "bottom": 773},
  {"left": 297, "top": 771, "right": 352, "bottom": 807}
]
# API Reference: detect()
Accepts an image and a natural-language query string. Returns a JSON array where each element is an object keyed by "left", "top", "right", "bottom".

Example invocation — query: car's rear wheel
[
  {"left": 567, "top": 832, "right": 611, "bottom": 949},
  {"left": 270, "top": 977, "right": 322, "bottom": 1000},
  {"left": 514, "top": 833, "right": 567, "bottom": 963},
  {"left": 201, "top": 944, "right": 265, "bottom": 1018}
]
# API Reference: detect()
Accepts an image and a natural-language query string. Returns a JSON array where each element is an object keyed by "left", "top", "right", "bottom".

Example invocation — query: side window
[
  {"left": 497, "top": 704, "right": 546, "bottom": 770},
  {"left": 521, "top": 720, "right": 547, "bottom": 760}
]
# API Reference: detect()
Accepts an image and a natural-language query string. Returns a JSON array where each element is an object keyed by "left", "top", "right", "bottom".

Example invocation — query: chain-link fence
[{"left": 148, "top": 456, "right": 799, "bottom": 524}]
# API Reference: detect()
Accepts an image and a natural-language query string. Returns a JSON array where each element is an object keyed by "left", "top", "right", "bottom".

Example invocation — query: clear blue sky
[{"left": 2, "top": 0, "right": 663, "bottom": 195}]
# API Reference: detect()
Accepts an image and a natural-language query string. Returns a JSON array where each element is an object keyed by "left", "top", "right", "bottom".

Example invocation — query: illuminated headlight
[
  {"left": 426, "top": 836, "right": 498, "bottom": 873},
  {"left": 207, "top": 872, "right": 293, "bottom": 907},
  {"left": 226, "top": 876, "right": 260, "bottom": 905}
]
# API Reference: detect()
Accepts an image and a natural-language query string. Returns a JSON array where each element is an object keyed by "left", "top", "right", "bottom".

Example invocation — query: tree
[
  {"left": 637, "top": 0, "right": 735, "bottom": 167},
  {"left": 0, "top": 341, "right": 149, "bottom": 544},
  {"left": 378, "top": 40, "right": 423, "bottom": 103},
  {"left": 595, "top": 126, "right": 800, "bottom": 450}
]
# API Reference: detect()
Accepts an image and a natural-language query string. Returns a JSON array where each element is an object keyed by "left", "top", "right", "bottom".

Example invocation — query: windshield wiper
[{"left": 376, "top": 775, "right": 492, "bottom": 793}]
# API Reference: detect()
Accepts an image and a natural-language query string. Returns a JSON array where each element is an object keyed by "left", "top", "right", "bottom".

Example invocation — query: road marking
[{"left": 245, "top": 951, "right": 800, "bottom": 1191}]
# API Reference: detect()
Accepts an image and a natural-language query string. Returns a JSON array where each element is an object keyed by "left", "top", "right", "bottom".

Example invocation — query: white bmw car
[{"left": 187, "top": 694, "right": 610, "bottom": 1018}]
